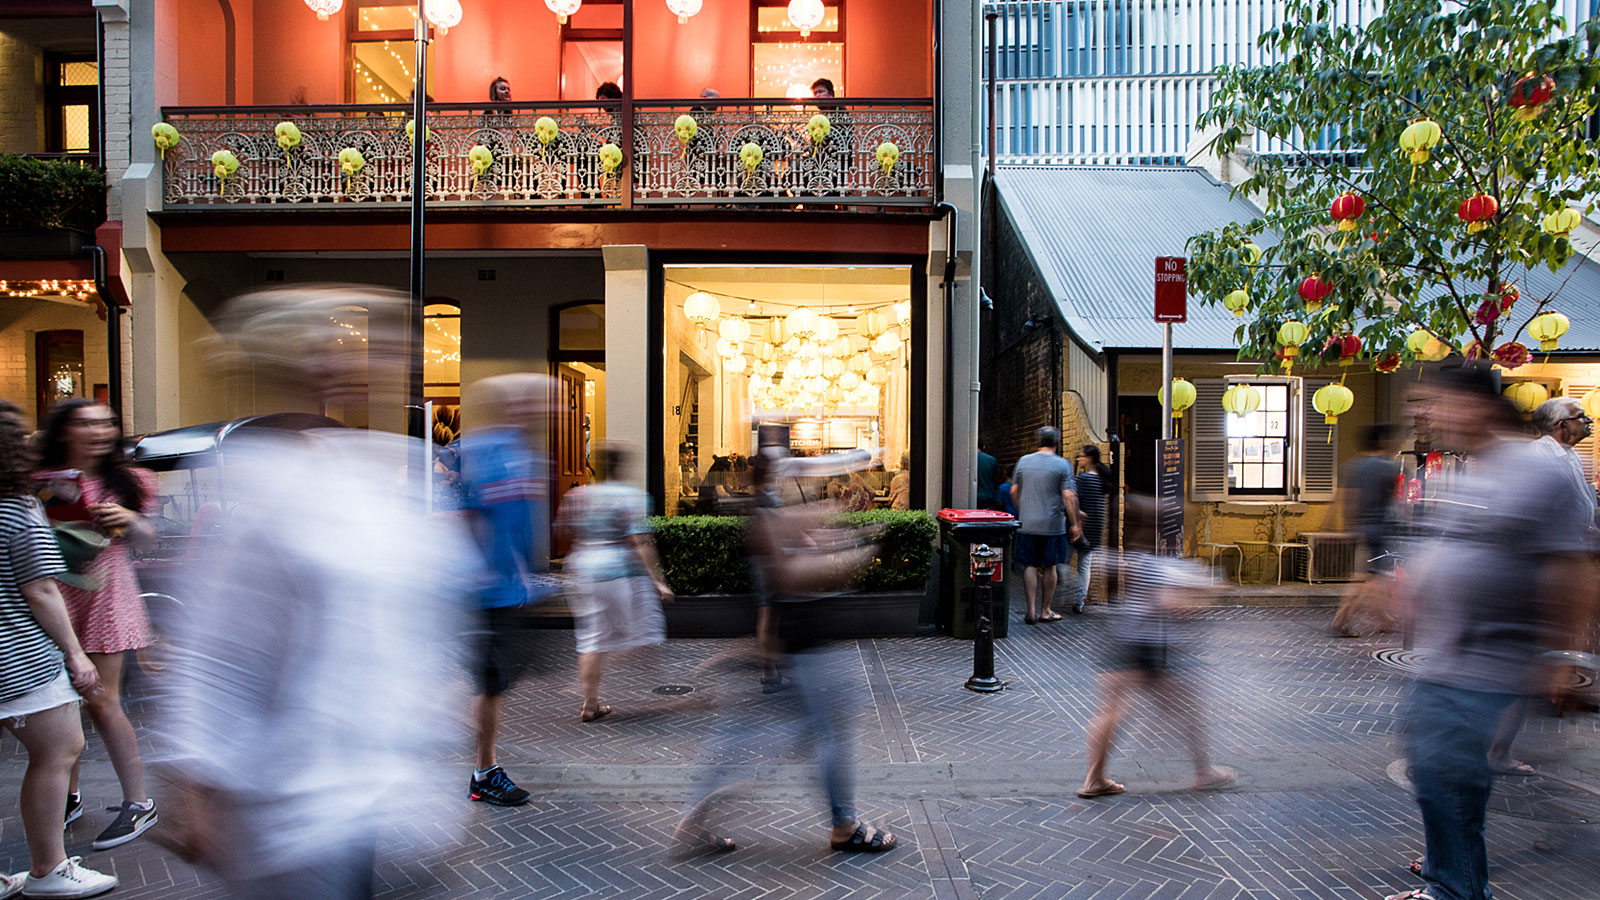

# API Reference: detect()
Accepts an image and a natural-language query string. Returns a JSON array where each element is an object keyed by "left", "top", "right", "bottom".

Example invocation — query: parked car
[{"left": 127, "top": 414, "right": 343, "bottom": 675}]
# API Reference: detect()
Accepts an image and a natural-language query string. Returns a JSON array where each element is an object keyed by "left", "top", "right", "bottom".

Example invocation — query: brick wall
[
  {"left": 0, "top": 28, "right": 44, "bottom": 154},
  {"left": 103, "top": 19, "right": 131, "bottom": 221}
]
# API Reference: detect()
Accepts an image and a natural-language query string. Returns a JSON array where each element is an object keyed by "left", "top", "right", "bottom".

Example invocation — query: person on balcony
[
  {"left": 596, "top": 82, "right": 623, "bottom": 100},
  {"left": 489, "top": 77, "right": 511, "bottom": 102},
  {"left": 808, "top": 78, "right": 853, "bottom": 191}
]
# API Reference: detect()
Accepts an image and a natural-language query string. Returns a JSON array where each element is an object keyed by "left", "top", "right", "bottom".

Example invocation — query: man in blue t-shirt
[
  {"left": 459, "top": 374, "right": 553, "bottom": 808},
  {"left": 1009, "top": 426, "right": 1082, "bottom": 624}
]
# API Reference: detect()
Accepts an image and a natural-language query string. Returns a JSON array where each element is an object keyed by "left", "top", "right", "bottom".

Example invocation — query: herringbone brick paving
[{"left": 3, "top": 604, "right": 1598, "bottom": 899}]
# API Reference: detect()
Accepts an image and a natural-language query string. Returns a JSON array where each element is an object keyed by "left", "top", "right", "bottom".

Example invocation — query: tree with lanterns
[{"left": 1186, "top": 0, "right": 1600, "bottom": 383}]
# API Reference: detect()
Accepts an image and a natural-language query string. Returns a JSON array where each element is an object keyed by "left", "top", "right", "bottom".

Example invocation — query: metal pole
[
  {"left": 1160, "top": 322, "right": 1173, "bottom": 441},
  {"left": 966, "top": 542, "right": 1003, "bottom": 693},
  {"left": 408, "top": 3, "right": 430, "bottom": 491},
  {"left": 985, "top": 9, "right": 997, "bottom": 179}
]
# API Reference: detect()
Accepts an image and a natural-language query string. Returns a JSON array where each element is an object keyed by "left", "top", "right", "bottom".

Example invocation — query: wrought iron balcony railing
[{"left": 158, "top": 99, "right": 935, "bottom": 210}]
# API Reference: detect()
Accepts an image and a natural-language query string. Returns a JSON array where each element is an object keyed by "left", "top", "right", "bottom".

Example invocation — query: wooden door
[{"left": 552, "top": 365, "right": 587, "bottom": 556}]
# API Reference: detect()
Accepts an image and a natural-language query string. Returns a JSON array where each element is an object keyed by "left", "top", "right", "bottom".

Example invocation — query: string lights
[{"left": 0, "top": 279, "right": 96, "bottom": 301}]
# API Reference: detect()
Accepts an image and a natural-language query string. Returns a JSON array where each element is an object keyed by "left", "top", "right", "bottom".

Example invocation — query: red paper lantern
[
  {"left": 1330, "top": 193, "right": 1366, "bottom": 232},
  {"left": 1298, "top": 275, "right": 1333, "bottom": 309},
  {"left": 1508, "top": 75, "right": 1555, "bottom": 120},
  {"left": 1375, "top": 352, "right": 1401, "bottom": 373},
  {"left": 1499, "top": 286, "right": 1519, "bottom": 314},
  {"left": 1473, "top": 297, "right": 1501, "bottom": 326},
  {"left": 1458, "top": 194, "right": 1499, "bottom": 234},
  {"left": 1493, "top": 341, "right": 1531, "bottom": 369},
  {"left": 1335, "top": 333, "right": 1361, "bottom": 363}
]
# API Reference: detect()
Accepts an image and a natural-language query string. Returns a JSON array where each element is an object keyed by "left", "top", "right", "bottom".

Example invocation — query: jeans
[
  {"left": 1066, "top": 546, "right": 1092, "bottom": 607},
  {"left": 1407, "top": 679, "right": 1521, "bottom": 900}
]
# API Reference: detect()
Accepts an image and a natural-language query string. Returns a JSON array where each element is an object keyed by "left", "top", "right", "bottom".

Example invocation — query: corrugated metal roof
[{"left": 995, "top": 165, "right": 1600, "bottom": 354}]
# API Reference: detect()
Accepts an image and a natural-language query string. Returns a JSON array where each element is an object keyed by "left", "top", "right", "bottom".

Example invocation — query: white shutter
[
  {"left": 1299, "top": 377, "right": 1337, "bottom": 502},
  {"left": 1561, "top": 380, "right": 1598, "bottom": 488},
  {"left": 1191, "top": 378, "right": 1229, "bottom": 500}
]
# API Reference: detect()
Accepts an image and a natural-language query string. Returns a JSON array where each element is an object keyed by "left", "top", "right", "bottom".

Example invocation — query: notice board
[{"left": 1156, "top": 438, "right": 1185, "bottom": 556}]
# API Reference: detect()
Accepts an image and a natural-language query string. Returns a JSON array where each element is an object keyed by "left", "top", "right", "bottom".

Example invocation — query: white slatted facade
[
  {"left": 1068, "top": 339, "right": 1108, "bottom": 436},
  {"left": 984, "top": 0, "right": 1599, "bottom": 165}
]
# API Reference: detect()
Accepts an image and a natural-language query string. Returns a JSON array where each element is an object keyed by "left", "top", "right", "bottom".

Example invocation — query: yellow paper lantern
[
  {"left": 1580, "top": 387, "right": 1600, "bottom": 420},
  {"left": 1399, "top": 118, "right": 1442, "bottom": 182},
  {"left": 786, "top": 306, "right": 819, "bottom": 339},
  {"left": 1527, "top": 311, "right": 1570, "bottom": 351},
  {"left": 822, "top": 357, "right": 845, "bottom": 378},
  {"left": 725, "top": 354, "right": 748, "bottom": 374},
  {"left": 718, "top": 317, "right": 751, "bottom": 343},
  {"left": 1240, "top": 242, "right": 1262, "bottom": 266},
  {"left": 794, "top": 340, "right": 820, "bottom": 360},
  {"left": 867, "top": 365, "right": 890, "bottom": 386},
  {"left": 1312, "top": 383, "right": 1354, "bottom": 425},
  {"left": 1504, "top": 381, "right": 1549, "bottom": 414},
  {"left": 1221, "top": 384, "right": 1262, "bottom": 417},
  {"left": 752, "top": 341, "right": 777, "bottom": 362},
  {"left": 766, "top": 317, "right": 788, "bottom": 345},
  {"left": 1224, "top": 289, "right": 1249, "bottom": 317},
  {"left": 804, "top": 357, "right": 825, "bottom": 378},
  {"left": 1542, "top": 207, "right": 1582, "bottom": 238},
  {"left": 1277, "top": 320, "right": 1309, "bottom": 371},
  {"left": 857, "top": 310, "right": 888, "bottom": 338},
  {"left": 1158, "top": 378, "right": 1196, "bottom": 418},
  {"left": 828, "top": 336, "right": 853, "bottom": 359},
  {"left": 840, "top": 370, "right": 862, "bottom": 390},
  {"left": 894, "top": 300, "right": 912, "bottom": 327},
  {"left": 849, "top": 352, "right": 871, "bottom": 375},
  {"left": 716, "top": 338, "right": 742, "bottom": 359},
  {"left": 684, "top": 291, "right": 720, "bottom": 328},
  {"left": 1405, "top": 329, "right": 1453, "bottom": 361},
  {"left": 814, "top": 315, "right": 840, "bottom": 344}
]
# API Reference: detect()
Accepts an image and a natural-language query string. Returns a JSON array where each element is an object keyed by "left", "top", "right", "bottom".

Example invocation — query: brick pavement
[{"left": 3, "top": 605, "right": 1599, "bottom": 899}]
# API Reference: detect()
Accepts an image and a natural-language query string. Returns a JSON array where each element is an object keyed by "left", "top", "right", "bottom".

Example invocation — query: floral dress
[{"left": 57, "top": 469, "right": 158, "bottom": 654}]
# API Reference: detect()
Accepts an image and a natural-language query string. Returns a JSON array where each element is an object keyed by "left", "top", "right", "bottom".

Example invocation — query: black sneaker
[
  {"left": 91, "top": 800, "right": 158, "bottom": 851},
  {"left": 65, "top": 792, "right": 83, "bottom": 828},
  {"left": 469, "top": 766, "right": 530, "bottom": 807}
]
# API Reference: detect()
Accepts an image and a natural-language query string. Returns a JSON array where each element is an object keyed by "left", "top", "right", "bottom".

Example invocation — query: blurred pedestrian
[
  {"left": 1385, "top": 363, "right": 1593, "bottom": 900},
  {"left": 676, "top": 446, "right": 896, "bottom": 856},
  {"left": 1010, "top": 426, "right": 1082, "bottom": 624},
  {"left": 0, "top": 398, "right": 117, "bottom": 899},
  {"left": 154, "top": 286, "right": 472, "bottom": 899},
  {"left": 888, "top": 452, "right": 911, "bottom": 510},
  {"left": 1078, "top": 495, "right": 1235, "bottom": 799},
  {"left": 556, "top": 444, "right": 672, "bottom": 722},
  {"left": 459, "top": 373, "right": 555, "bottom": 806},
  {"left": 976, "top": 440, "right": 999, "bottom": 510},
  {"left": 1331, "top": 424, "right": 1402, "bottom": 638},
  {"left": 35, "top": 398, "right": 160, "bottom": 850},
  {"left": 1069, "top": 444, "right": 1111, "bottom": 613}
]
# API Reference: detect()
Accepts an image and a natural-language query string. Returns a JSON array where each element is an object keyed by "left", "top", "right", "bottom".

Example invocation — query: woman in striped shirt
[{"left": 0, "top": 399, "right": 118, "bottom": 898}]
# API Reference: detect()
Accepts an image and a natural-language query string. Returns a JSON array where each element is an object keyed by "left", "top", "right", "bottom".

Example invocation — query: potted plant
[{"left": 0, "top": 155, "right": 106, "bottom": 258}]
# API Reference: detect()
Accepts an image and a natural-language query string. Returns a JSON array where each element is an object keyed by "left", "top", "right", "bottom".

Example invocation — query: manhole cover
[
  {"left": 1371, "top": 648, "right": 1593, "bottom": 688},
  {"left": 653, "top": 684, "right": 695, "bottom": 695},
  {"left": 1387, "top": 759, "right": 1600, "bottom": 824}
]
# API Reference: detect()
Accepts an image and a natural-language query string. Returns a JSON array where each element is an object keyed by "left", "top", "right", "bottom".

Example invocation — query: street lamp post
[{"left": 408, "top": 0, "right": 431, "bottom": 494}]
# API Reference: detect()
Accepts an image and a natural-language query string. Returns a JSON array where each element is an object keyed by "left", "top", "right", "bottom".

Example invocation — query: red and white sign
[{"left": 1155, "top": 257, "right": 1187, "bottom": 322}]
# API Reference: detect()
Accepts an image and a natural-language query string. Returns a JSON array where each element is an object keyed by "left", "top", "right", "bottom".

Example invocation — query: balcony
[{"left": 158, "top": 98, "right": 935, "bottom": 211}]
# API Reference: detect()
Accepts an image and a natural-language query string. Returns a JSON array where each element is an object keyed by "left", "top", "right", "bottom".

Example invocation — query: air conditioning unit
[{"left": 1292, "top": 532, "right": 1361, "bottom": 583}]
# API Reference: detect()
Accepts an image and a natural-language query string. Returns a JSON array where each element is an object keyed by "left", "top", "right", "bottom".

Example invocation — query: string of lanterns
[{"left": 683, "top": 289, "right": 907, "bottom": 414}]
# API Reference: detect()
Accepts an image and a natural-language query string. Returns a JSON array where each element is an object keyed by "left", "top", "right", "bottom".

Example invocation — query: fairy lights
[{"left": 0, "top": 279, "right": 97, "bottom": 302}]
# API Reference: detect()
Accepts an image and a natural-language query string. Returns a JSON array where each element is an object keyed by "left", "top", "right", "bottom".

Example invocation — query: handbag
[{"left": 52, "top": 521, "right": 109, "bottom": 591}]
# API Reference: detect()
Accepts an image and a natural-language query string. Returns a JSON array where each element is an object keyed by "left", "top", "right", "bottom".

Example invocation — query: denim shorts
[{"left": 1014, "top": 532, "right": 1069, "bottom": 568}]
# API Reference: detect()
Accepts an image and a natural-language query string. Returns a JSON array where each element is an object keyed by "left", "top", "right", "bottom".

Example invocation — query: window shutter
[
  {"left": 1299, "top": 377, "right": 1337, "bottom": 502},
  {"left": 1562, "top": 381, "right": 1598, "bottom": 488},
  {"left": 1190, "top": 378, "right": 1228, "bottom": 501}
]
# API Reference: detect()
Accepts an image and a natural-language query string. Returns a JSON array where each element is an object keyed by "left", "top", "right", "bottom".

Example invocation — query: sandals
[
  {"left": 580, "top": 704, "right": 613, "bottom": 723},
  {"left": 1193, "top": 766, "right": 1238, "bottom": 792},
  {"left": 1491, "top": 761, "right": 1536, "bottom": 775},
  {"left": 1040, "top": 611, "right": 1063, "bottom": 622},
  {"left": 673, "top": 828, "right": 736, "bottom": 856},
  {"left": 1077, "top": 781, "right": 1125, "bottom": 799},
  {"left": 830, "top": 821, "right": 897, "bottom": 853}
]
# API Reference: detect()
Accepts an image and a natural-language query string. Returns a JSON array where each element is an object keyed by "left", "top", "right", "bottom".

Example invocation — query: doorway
[
  {"left": 1119, "top": 395, "right": 1163, "bottom": 496},
  {"left": 551, "top": 302, "right": 606, "bottom": 513}
]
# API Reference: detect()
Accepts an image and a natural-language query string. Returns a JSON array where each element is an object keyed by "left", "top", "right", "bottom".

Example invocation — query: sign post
[{"left": 1154, "top": 258, "right": 1187, "bottom": 553}]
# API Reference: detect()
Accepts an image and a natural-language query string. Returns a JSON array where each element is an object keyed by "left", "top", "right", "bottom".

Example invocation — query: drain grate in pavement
[
  {"left": 1372, "top": 648, "right": 1594, "bottom": 688},
  {"left": 652, "top": 684, "right": 695, "bottom": 695}
]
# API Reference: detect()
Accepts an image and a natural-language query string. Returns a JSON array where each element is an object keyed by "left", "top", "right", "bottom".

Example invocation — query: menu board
[{"left": 1156, "top": 439, "right": 1185, "bottom": 557}]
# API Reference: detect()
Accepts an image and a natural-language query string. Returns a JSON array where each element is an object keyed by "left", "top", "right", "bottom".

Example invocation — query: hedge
[
  {"left": 0, "top": 155, "right": 107, "bottom": 232},
  {"left": 647, "top": 509, "right": 937, "bottom": 596}
]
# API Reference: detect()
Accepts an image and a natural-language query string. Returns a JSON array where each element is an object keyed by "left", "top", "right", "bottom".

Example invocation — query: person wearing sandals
[
  {"left": 35, "top": 398, "right": 160, "bottom": 851},
  {"left": 0, "top": 399, "right": 119, "bottom": 899},
  {"left": 556, "top": 444, "right": 672, "bottom": 723},
  {"left": 675, "top": 444, "right": 897, "bottom": 856},
  {"left": 1010, "top": 426, "right": 1082, "bottom": 624},
  {"left": 1078, "top": 496, "right": 1236, "bottom": 800}
]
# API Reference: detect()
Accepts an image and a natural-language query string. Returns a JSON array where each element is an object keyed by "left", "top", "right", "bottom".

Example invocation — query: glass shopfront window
[{"left": 662, "top": 265, "right": 913, "bottom": 515}]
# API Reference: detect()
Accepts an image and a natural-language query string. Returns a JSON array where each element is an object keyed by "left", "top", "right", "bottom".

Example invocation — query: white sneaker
[
  {"left": 1, "top": 872, "right": 25, "bottom": 900},
  {"left": 21, "top": 857, "right": 117, "bottom": 898}
]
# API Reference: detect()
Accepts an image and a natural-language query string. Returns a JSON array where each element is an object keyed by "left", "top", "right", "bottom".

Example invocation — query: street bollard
[{"left": 965, "top": 542, "right": 1004, "bottom": 693}]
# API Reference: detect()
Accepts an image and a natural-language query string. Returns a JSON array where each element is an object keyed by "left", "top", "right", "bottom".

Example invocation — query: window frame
[
  {"left": 1223, "top": 379, "right": 1292, "bottom": 497},
  {"left": 749, "top": 0, "right": 846, "bottom": 97},
  {"left": 345, "top": 1, "right": 432, "bottom": 103},
  {"left": 43, "top": 53, "right": 98, "bottom": 160}
]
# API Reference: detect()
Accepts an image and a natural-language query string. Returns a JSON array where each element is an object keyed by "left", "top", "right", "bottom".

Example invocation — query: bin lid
[{"left": 937, "top": 508, "right": 1016, "bottom": 523}]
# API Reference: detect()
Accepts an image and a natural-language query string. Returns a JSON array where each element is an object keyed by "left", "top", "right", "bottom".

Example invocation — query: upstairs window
[
  {"left": 45, "top": 55, "right": 97, "bottom": 159},
  {"left": 751, "top": 0, "right": 844, "bottom": 98}
]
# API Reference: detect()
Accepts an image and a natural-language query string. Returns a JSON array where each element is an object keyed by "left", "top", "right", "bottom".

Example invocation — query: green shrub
[
  {"left": 647, "top": 509, "right": 936, "bottom": 596},
  {"left": 0, "top": 155, "right": 107, "bottom": 232}
]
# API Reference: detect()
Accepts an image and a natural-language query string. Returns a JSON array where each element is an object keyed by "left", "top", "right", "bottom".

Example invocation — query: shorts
[
  {"left": 1111, "top": 641, "right": 1170, "bottom": 673},
  {"left": 0, "top": 668, "right": 80, "bottom": 727},
  {"left": 1014, "top": 532, "right": 1069, "bottom": 568},
  {"left": 472, "top": 605, "right": 527, "bottom": 697}
]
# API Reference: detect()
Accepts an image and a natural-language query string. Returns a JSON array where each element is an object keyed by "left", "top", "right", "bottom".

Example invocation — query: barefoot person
[
  {"left": 36, "top": 398, "right": 159, "bottom": 850},
  {"left": 0, "top": 399, "right": 118, "bottom": 899},
  {"left": 1079, "top": 496, "right": 1235, "bottom": 799}
]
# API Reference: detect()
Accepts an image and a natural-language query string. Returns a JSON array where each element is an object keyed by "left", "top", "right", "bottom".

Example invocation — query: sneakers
[
  {"left": 468, "top": 766, "right": 530, "bottom": 807},
  {"left": 90, "top": 799, "right": 157, "bottom": 851},
  {"left": 63, "top": 793, "right": 82, "bottom": 828},
  {"left": 18, "top": 857, "right": 118, "bottom": 898}
]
